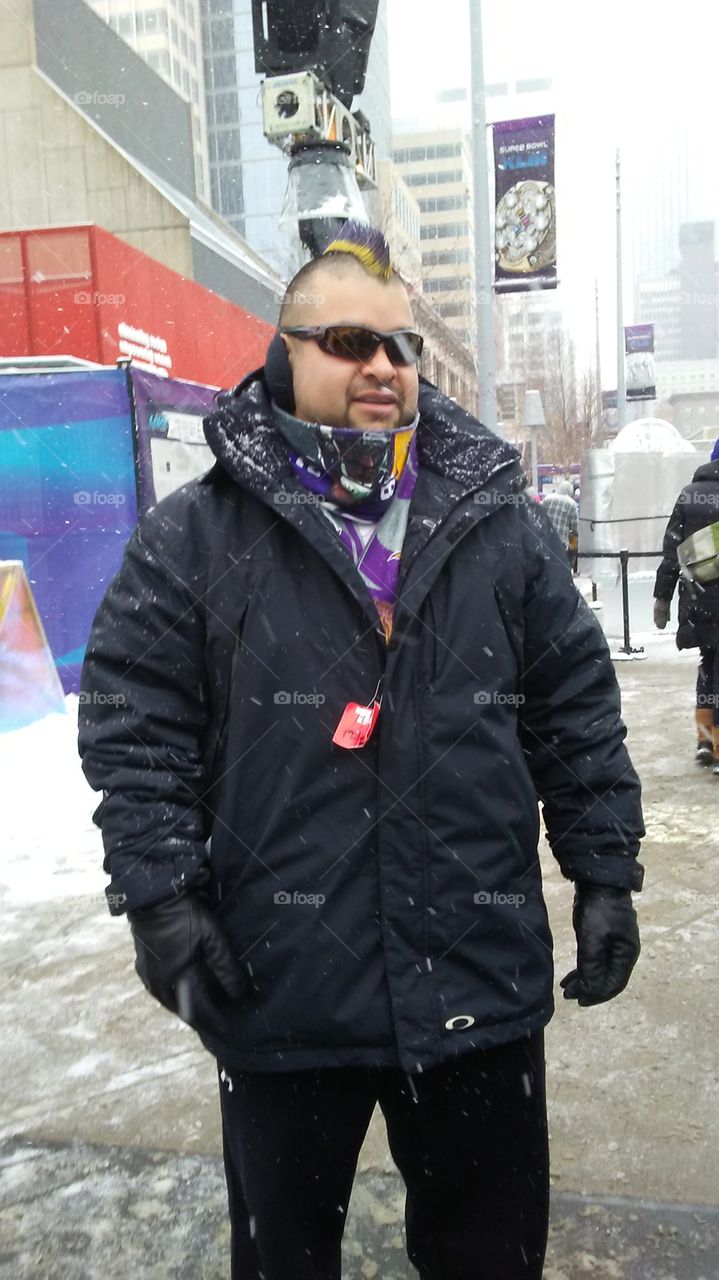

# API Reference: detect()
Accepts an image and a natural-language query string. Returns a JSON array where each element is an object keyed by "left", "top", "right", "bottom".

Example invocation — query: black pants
[{"left": 218, "top": 1030, "right": 549, "bottom": 1280}]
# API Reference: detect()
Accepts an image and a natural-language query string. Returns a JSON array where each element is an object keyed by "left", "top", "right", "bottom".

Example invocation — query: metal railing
[{"left": 577, "top": 548, "right": 663, "bottom": 656}]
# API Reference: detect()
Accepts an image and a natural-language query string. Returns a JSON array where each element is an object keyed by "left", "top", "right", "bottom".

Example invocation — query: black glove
[
  {"left": 653, "top": 598, "right": 670, "bottom": 629},
  {"left": 128, "top": 893, "right": 245, "bottom": 1036},
  {"left": 560, "top": 883, "right": 640, "bottom": 1007}
]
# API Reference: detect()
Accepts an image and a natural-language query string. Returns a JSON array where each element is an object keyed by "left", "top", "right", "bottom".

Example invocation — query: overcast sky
[{"left": 386, "top": 0, "right": 718, "bottom": 379}]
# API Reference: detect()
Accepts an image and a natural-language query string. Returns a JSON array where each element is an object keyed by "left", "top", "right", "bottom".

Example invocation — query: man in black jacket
[
  {"left": 78, "top": 224, "right": 644, "bottom": 1280},
  {"left": 654, "top": 437, "right": 719, "bottom": 773}
]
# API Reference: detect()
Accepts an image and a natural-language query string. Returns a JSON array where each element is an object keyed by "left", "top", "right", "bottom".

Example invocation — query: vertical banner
[
  {"left": 130, "top": 368, "right": 220, "bottom": 511},
  {"left": 493, "top": 115, "right": 556, "bottom": 293},
  {"left": 624, "top": 324, "right": 656, "bottom": 401}
]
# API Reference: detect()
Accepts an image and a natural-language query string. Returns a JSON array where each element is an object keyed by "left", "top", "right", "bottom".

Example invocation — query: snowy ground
[{"left": 1, "top": 637, "right": 718, "bottom": 1277}]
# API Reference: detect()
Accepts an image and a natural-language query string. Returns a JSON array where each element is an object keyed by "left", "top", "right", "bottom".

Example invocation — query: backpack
[{"left": 678, "top": 521, "right": 719, "bottom": 585}]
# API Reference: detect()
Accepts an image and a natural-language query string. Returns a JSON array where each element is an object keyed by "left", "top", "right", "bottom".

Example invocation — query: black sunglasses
[{"left": 281, "top": 324, "right": 424, "bottom": 367}]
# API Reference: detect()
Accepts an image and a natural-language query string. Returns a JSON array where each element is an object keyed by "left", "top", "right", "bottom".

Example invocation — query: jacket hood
[
  {"left": 203, "top": 369, "right": 524, "bottom": 503},
  {"left": 692, "top": 459, "right": 719, "bottom": 484}
]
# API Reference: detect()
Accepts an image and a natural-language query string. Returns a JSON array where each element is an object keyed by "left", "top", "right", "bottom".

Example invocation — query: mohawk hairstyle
[
  {"left": 322, "top": 220, "right": 393, "bottom": 280},
  {"left": 278, "top": 220, "right": 401, "bottom": 326}
]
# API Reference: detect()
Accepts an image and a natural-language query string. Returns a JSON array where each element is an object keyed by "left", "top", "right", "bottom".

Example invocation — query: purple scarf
[{"left": 274, "top": 407, "right": 420, "bottom": 642}]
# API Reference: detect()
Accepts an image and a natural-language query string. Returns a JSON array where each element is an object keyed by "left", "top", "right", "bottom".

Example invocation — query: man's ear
[{"left": 263, "top": 330, "right": 296, "bottom": 414}]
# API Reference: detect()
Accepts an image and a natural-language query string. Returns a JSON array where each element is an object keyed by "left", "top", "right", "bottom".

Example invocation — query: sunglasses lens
[
  {"left": 324, "top": 326, "right": 423, "bottom": 366},
  {"left": 386, "top": 332, "right": 423, "bottom": 365},
  {"left": 324, "top": 327, "right": 378, "bottom": 361}
]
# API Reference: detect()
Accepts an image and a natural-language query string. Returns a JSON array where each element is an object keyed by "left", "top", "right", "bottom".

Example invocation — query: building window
[
  {"left": 420, "top": 223, "right": 465, "bottom": 241},
  {"left": 422, "top": 249, "right": 470, "bottom": 266},
  {"left": 424, "top": 276, "right": 465, "bottom": 294},
  {"left": 417, "top": 195, "right": 467, "bottom": 213},
  {"left": 403, "top": 169, "right": 464, "bottom": 187},
  {"left": 218, "top": 165, "right": 244, "bottom": 217},
  {"left": 393, "top": 142, "right": 462, "bottom": 164},
  {"left": 209, "top": 91, "right": 241, "bottom": 127},
  {"left": 208, "top": 54, "right": 237, "bottom": 90},
  {"left": 210, "top": 128, "right": 242, "bottom": 163}
]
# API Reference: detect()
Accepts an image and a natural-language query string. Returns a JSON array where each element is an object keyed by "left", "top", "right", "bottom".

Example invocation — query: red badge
[{"left": 332, "top": 680, "right": 382, "bottom": 749}]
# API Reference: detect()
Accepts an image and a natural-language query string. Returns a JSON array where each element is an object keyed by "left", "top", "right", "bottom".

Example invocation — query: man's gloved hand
[
  {"left": 560, "top": 883, "right": 640, "bottom": 1007},
  {"left": 128, "top": 893, "right": 245, "bottom": 1036},
  {"left": 653, "top": 598, "right": 670, "bottom": 629}
]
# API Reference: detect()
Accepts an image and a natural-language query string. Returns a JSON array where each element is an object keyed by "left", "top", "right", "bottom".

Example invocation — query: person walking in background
[
  {"left": 654, "top": 437, "right": 719, "bottom": 773},
  {"left": 542, "top": 480, "right": 579, "bottom": 571}
]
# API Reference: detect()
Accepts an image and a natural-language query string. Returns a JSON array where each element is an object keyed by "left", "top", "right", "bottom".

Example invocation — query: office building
[
  {"left": 373, "top": 160, "right": 422, "bottom": 289},
  {"left": 392, "top": 128, "right": 476, "bottom": 350},
  {"left": 86, "top": 0, "right": 211, "bottom": 199}
]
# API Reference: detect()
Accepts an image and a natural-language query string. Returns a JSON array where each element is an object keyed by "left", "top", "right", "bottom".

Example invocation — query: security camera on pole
[{"left": 522, "top": 389, "right": 546, "bottom": 491}]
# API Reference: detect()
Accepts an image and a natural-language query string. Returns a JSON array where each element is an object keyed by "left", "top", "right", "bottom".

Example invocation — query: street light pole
[
  {"left": 616, "top": 148, "right": 627, "bottom": 430},
  {"left": 469, "top": 0, "right": 497, "bottom": 432}
]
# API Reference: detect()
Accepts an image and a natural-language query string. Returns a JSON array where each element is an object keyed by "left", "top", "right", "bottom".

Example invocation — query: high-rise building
[
  {"left": 202, "top": 0, "right": 245, "bottom": 235},
  {"left": 86, "top": 0, "right": 211, "bottom": 199},
  {"left": 636, "top": 276, "right": 682, "bottom": 362},
  {"left": 392, "top": 129, "right": 475, "bottom": 350},
  {"left": 679, "top": 223, "right": 718, "bottom": 361},
  {"left": 494, "top": 291, "right": 567, "bottom": 437},
  {"left": 637, "top": 222, "right": 719, "bottom": 366},
  {"left": 373, "top": 161, "right": 422, "bottom": 289},
  {"left": 624, "top": 127, "right": 717, "bottom": 295}
]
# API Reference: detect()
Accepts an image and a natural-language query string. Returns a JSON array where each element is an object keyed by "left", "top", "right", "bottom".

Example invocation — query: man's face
[{"left": 282, "top": 268, "right": 420, "bottom": 431}]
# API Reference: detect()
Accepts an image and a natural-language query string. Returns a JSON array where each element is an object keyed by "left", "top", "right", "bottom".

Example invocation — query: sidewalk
[
  {"left": 1, "top": 634, "right": 717, "bottom": 1277},
  {"left": 2, "top": 1138, "right": 718, "bottom": 1279}
]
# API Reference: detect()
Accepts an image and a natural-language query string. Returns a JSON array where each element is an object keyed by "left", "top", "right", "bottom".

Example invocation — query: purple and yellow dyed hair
[{"left": 322, "top": 221, "right": 393, "bottom": 281}]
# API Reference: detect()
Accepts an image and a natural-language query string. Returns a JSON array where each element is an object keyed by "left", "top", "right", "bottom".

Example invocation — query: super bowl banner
[
  {"left": 624, "top": 324, "right": 656, "bottom": 401},
  {"left": 493, "top": 115, "right": 557, "bottom": 293}
]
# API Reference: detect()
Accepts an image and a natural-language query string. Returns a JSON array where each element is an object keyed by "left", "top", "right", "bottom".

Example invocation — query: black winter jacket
[
  {"left": 78, "top": 374, "right": 644, "bottom": 1073},
  {"left": 654, "top": 460, "right": 719, "bottom": 650}
]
